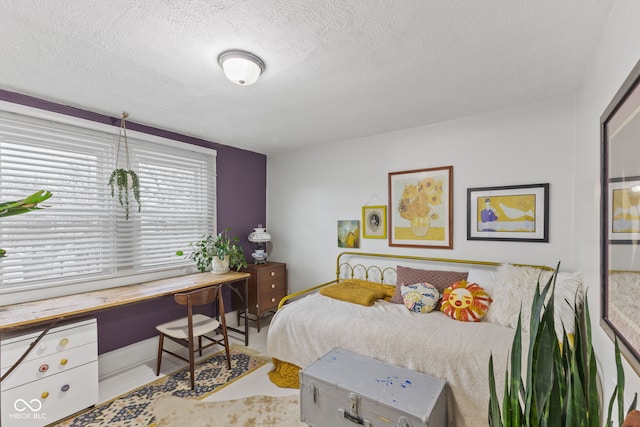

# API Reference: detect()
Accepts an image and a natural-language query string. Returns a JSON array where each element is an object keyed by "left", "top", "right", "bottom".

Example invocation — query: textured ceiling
[{"left": 0, "top": 1, "right": 612, "bottom": 154}]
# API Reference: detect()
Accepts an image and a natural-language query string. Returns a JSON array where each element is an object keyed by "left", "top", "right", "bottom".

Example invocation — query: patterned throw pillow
[
  {"left": 390, "top": 266, "right": 468, "bottom": 304},
  {"left": 401, "top": 283, "right": 440, "bottom": 313},
  {"left": 440, "top": 280, "right": 492, "bottom": 322}
]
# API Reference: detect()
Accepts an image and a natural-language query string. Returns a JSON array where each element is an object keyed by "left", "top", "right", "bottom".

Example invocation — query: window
[{"left": 0, "top": 106, "right": 216, "bottom": 300}]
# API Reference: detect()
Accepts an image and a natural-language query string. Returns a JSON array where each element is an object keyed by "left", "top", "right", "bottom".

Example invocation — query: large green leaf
[
  {"left": 614, "top": 338, "right": 625, "bottom": 426},
  {"left": 508, "top": 316, "right": 523, "bottom": 427},
  {"left": 525, "top": 269, "right": 554, "bottom": 423},
  {"left": 532, "top": 310, "right": 556, "bottom": 415},
  {"left": 488, "top": 355, "right": 504, "bottom": 427},
  {"left": 0, "top": 190, "right": 52, "bottom": 217}
]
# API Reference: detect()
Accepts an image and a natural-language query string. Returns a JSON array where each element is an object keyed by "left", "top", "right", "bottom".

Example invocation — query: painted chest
[{"left": 300, "top": 348, "right": 447, "bottom": 427}]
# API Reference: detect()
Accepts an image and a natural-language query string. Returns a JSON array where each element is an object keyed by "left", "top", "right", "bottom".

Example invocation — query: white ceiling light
[{"left": 218, "top": 50, "right": 265, "bottom": 86}]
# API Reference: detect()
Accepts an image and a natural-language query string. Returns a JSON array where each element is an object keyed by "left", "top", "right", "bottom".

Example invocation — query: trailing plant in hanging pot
[
  {"left": 108, "top": 112, "right": 141, "bottom": 220},
  {"left": 108, "top": 168, "right": 140, "bottom": 220}
]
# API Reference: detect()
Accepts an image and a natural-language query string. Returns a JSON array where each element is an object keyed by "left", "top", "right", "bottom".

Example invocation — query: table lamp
[{"left": 248, "top": 225, "right": 271, "bottom": 264}]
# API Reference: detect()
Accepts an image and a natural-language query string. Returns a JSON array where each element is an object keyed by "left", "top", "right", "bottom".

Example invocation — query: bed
[{"left": 266, "top": 252, "right": 582, "bottom": 427}]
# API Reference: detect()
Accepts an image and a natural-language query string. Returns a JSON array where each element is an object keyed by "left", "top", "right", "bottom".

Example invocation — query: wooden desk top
[{"left": 0, "top": 271, "right": 250, "bottom": 331}]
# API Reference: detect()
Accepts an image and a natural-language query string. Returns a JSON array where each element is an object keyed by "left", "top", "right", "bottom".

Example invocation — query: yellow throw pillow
[
  {"left": 319, "top": 280, "right": 390, "bottom": 306},
  {"left": 341, "top": 279, "right": 396, "bottom": 300},
  {"left": 440, "top": 280, "right": 492, "bottom": 322}
]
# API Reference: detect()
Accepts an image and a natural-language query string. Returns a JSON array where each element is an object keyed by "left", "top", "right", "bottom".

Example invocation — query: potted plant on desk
[
  {"left": 177, "top": 229, "right": 247, "bottom": 273},
  {"left": 210, "top": 228, "right": 248, "bottom": 274}
]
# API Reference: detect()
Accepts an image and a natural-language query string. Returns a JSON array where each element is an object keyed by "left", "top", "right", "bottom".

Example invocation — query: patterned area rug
[
  {"left": 152, "top": 395, "right": 304, "bottom": 427},
  {"left": 53, "top": 345, "right": 267, "bottom": 427}
]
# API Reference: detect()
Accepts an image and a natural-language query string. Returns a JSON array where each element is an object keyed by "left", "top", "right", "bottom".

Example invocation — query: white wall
[
  {"left": 267, "top": 0, "right": 640, "bottom": 413},
  {"left": 268, "top": 96, "right": 577, "bottom": 294},
  {"left": 575, "top": 0, "right": 640, "bottom": 411}
]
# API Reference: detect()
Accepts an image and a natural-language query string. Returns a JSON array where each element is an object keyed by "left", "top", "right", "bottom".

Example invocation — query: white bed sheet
[{"left": 267, "top": 292, "right": 521, "bottom": 427}]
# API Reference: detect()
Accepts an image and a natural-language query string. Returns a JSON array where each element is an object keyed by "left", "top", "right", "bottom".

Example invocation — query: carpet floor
[
  {"left": 152, "top": 395, "right": 304, "bottom": 427},
  {"left": 53, "top": 345, "right": 267, "bottom": 427}
]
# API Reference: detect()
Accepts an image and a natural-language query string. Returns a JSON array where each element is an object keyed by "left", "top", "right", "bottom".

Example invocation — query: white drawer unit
[{"left": 1, "top": 318, "right": 98, "bottom": 427}]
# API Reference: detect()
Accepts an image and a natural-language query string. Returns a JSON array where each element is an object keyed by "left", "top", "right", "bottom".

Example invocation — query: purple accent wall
[{"left": 0, "top": 89, "right": 267, "bottom": 354}]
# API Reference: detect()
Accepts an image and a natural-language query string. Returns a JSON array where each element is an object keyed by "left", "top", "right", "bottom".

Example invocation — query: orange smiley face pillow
[{"left": 440, "top": 280, "right": 492, "bottom": 322}]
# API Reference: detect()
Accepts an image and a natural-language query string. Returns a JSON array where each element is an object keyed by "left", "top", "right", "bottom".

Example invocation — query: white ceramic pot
[{"left": 211, "top": 255, "right": 230, "bottom": 274}]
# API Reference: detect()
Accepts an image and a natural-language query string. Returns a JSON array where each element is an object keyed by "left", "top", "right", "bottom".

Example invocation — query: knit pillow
[
  {"left": 319, "top": 281, "right": 387, "bottom": 306},
  {"left": 483, "top": 264, "right": 582, "bottom": 336},
  {"left": 440, "top": 280, "right": 492, "bottom": 322},
  {"left": 401, "top": 283, "right": 440, "bottom": 313},
  {"left": 390, "top": 266, "right": 468, "bottom": 304}
]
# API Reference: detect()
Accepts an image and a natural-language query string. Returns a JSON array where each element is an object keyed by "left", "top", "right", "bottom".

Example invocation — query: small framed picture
[
  {"left": 609, "top": 176, "right": 640, "bottom": 243},
  {"left": 467, "top": 183, "right": 549, "bottom": 242},
  {"left": 337, "top": 220, "right": 360, "bottom": 248},
  {"left": 362, "top": 206, "right": 387, "bottom": 239}
]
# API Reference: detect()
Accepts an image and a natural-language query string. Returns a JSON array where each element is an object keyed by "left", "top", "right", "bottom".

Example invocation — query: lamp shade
[
  {"left": 218, "top": 50, "right": 265, "bottom": 86},
  {"left": 248, "top": 226, "right": 271, "bottom": 243}
]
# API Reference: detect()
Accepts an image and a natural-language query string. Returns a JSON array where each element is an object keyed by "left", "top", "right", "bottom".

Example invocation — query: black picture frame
[
  {"left": 600, "top": 56, "right": 640, "bottom": 375},
  {"left": 467, "top": 183, "right": 549, "bottom": 242}
]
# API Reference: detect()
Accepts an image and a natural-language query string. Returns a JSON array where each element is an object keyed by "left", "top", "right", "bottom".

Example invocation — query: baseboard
[{"left": 98, "top": 336, "right": 159, "bottom": 380}]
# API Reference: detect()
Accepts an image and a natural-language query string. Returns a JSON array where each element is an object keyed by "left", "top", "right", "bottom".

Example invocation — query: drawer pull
[
  {"left": 60, "top": 358, "right": 69, "bottom": 366},
  {"left": 270, "top": 271, "right": 276, "bottom": 277},
  {"left": 271, "top": 283, "right": 276, "bottom": 289},
  {"left": 271, "top": 297, "right": 276, "bottom": 303},
  {"left": 39, "top": 364, "right": 49, "bottom": 373},
  {"left": 41, "top": 391, "right": 49, "bottom": 399},
  {"left": 59, "top": 338, "right": 69, "bottom": 347},
  {"left": 61, "top": 384, "right": 70, "bottom": 392}
]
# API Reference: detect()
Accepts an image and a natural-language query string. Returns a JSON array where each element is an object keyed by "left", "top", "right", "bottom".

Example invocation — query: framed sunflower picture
[
  {"left": 362, "top": 205, "right": 386, "bottom": 239},
  {"left": 467, "top": 183, "right": 549, "bottom": 242},
  {"left": 388, "top": 166, "right": 453, "bottom": 249}
]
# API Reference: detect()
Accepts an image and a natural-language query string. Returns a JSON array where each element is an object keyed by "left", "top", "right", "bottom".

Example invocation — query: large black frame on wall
[
  {"left": 467, "top": 183, "right": 549, "bottom": 242},
  {"left": 600, "top": 56, "right": 640, "bottom": 375}
]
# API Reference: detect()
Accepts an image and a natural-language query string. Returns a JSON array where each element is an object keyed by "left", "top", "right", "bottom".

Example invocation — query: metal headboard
[{"left": 278, "top": 251, "right": 552, "bottom": 309}]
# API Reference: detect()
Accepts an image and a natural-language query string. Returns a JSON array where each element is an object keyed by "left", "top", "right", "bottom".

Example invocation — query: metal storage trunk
[{"left": 300, "top": 348, "right": 447, "bottom": 427}]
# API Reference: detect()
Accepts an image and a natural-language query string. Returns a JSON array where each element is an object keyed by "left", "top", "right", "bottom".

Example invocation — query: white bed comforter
[{"left": 267, "top": 293, "right": 521, "bottom": 427}]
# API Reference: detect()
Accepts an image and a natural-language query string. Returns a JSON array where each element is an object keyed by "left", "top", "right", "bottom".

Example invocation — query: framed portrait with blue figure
[{"left": 467, "top": 183, "right": 549, "bottom": 242}]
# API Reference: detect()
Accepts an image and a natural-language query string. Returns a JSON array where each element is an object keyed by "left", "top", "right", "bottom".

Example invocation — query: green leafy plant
[
  {"left": 108, "top": 113, "right": 141, "bottom": 221},
  {"left": 488, "top": 265, "right": 637, "bottom": 427},
  {"left": 0, "top": 190, "right": 52, "bottom": 257},
  {"left": 176, "top": 229, "right": 247, "bottom": 273},
  {"left": 177, "top": 233, "right": 215, "bottom": 273},
  {"left": 108, "top": 168, "right": 140, "bottom": 220}
]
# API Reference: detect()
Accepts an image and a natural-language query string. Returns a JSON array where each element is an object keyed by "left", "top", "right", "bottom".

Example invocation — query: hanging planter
[{"left": 108, "top": 112, "right": 141, "bottom": 220}]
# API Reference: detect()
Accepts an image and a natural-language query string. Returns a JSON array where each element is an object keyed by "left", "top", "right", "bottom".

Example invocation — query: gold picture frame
[{"left": 362, "top": 205, "right": 387, "bottom": 239}]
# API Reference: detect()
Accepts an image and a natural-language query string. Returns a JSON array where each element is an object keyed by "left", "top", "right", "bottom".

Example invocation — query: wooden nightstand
[{"left": 240, "top": 262, "right": 287, "bottom": 332}]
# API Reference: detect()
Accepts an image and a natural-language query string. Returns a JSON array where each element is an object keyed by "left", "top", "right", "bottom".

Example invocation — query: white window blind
[{"left": 0, "top": 109, "right": 216, "bottom": 293}]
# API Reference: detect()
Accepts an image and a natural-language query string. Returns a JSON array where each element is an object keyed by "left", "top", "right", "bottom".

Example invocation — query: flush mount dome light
[{"left": 218, "top": 50, "right": 265, "bottom": 86}]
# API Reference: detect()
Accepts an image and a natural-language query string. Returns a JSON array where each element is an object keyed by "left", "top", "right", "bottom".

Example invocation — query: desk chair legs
[
  {"left": 156, "top": 334, "right": 164, "bottom": 377},
  {"left": 155, "top": 285, "right": 232, "bottom": 390},
  {"left": 217, "top": 291, "right": 232, "bottom": 371}
]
